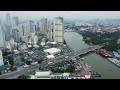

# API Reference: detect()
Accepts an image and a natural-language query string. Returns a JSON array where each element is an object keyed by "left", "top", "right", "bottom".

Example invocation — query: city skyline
[{"left": 1, "top": 11, "right": 120, "bottom": 21}]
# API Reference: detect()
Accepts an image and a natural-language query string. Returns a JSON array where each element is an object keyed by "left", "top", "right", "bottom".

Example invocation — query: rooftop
[{"left": 44, "top": 48, "right": 61, "bottom": 55}]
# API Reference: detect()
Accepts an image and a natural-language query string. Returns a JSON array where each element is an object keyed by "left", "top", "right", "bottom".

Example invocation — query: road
[{"left": 0, "top": 64, "right": 39, "bottom": 79}]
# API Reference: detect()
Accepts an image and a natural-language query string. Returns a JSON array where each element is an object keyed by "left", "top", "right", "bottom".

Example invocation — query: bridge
[
  {"left": 0, "top": 45, "right": 102, "bottom": 79},
  {"left": 54, "top": 45, "right": 102, "bottom": 60}
]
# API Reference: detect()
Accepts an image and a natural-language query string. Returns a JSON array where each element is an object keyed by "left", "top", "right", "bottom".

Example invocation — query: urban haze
[{"left": 0, "top": 11, "right": 120, "bottom": 79}]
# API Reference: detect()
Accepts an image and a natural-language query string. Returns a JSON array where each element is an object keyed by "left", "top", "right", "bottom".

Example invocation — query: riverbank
[{"left": 64, "top": 31, "right": 120, "bottom": 79}]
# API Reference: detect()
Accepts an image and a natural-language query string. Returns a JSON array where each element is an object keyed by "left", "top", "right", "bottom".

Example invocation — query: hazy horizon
[{"left": 1, "top": 11, "right": 120, "bottom": 21}]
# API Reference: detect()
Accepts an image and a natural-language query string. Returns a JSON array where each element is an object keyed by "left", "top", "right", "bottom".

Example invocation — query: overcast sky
[{"left": 0, "top": 11, "right": 120, "bottom": 21}]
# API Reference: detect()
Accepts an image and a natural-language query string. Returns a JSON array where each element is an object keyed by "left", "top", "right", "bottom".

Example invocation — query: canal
[{"left": 64, "top": 32, "right": 120, "bottom": 79}]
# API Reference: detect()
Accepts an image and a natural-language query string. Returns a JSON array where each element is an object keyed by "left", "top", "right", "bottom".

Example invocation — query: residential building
[
  {"left": 0, "top": 25, "right": 6, "bottom": 48},
  {"left": 48, "top": 21, "right": 54, "bottom": 41},
  {"left": 54, "top": 17, "right": 64, "bottom": 44},
  {"left": 13, "top": 29, "right": 20, "bottom": 43},
  {"left": 29, "top": 33, "right": 38, "bottom": 45},
  {"left": 3, "top": 25, "right": 11, "bottom": 41},
  {"left": 40, "top": 18, "right": 48, "bottom": 37},
  {"left": 12, "top": 16, "right": 19, "bottom": 27},
  {"left": 0, "top": 19, "right": 1, "bottom": 25},
  {"left": 0, "top": 50, "right": 4, "bottom": 66},
  {"left": 18, "top": 23, "right": 30, "bottom": 37},
  {"left": 6, "top": 13, "right": 11, "bottom": 27}
]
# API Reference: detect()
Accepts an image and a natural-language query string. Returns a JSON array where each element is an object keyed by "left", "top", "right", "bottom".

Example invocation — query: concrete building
[
  {"left": 13, "top": 29, "right": 20, "bottom": 43},
  {"left": 12, "top": 16, "right": 19, "bottom": 27},
  {"left": 29, "top": 33, "right": 38, "bottom": 45},
  {"left": 0, "top": 25, "right": 6, "bottom": 48},
  {"left": 54, "top": 17, "right": 64, "bottom": 44},
  {"left": 29, "top": 21, "right": 35, "bottom": 33},
  {"left": 0, "top": 50, "right": 4, "bottom": 66},
  {"left": 18, "top": 24, "right": 24, "bottom": 36},
  {"left": 23, "top": 23, "right": 31, "bottom": 36},
  {"left": 18, "top": 23, "right": 30, "bottom": 37},
  {"left": 40, "top": 18, "right": 48, "bottom": 37},
  {"left": 21, "top": 36, "right": 29, "bottom": 44},
  {"left": 6, "top": 13, "right": 11, "bottom": 27},
  {"left": 0, "top": 19, "right": 1, "bottom": 25},
  {"left": 9, "top": 38, "right": 15, "bottom": 49},
  {"left": 30, "top": 71, "right": 51, "bottom": 79},
  {"left": 48, "top": 21, "right": 54, "bottom": 41},
  {"left": 3, "top": 25, "right": 11, "bottom": 41},
  {"left": 44, "top": 48, "right": 61, "bottom": 55}
]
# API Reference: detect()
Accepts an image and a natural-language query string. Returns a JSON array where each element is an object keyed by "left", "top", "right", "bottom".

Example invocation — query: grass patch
[{"left": 24, "top": 70, "right": 36, "bottom": 76}]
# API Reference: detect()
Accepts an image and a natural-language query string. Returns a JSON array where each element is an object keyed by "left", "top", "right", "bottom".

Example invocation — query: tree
[
  {"left": 66, "top": 65, "right": 75, "bottom": 73},
  {"left": 38, "top": 60, "right": 42, "bottom": 64},
  {"left": 26, "top": 61, "right": 32, "bottom": 65},
  {"left": 8, "top": 56, "right": 14, "bottom": 66}
]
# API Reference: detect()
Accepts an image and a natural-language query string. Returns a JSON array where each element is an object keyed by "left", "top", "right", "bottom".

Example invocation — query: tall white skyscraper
[
  {"left": 48, "top": 21, "right": 54, "bottom": 41},
  {"left": 0, "top": 50, "right": 4, "bottom": 66},
  {"left": 0, "top": 25, "right": 6, "bottom": 48},
  {"left": 6, "top": 13, "right": 11, "bottom": 27},
  {"left": 54, "top": 17, "right": 64, "bottom": 44},
  {"left": 12, "top": 16, "right": 19, "bottom": 27},
  {"left": 40, "top": 18, "right": 48, "bottom": 37},
  {"left": 18, "top": 24, "right": 24, "bottom": 36},
  {"left": 18, "top": 23, "right": 30, "bottom": 37}
]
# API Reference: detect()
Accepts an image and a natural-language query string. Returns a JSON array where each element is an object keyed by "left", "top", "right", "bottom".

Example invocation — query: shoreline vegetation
[{"left": 78, "top": 31, "right": 120, "bottom": 52}]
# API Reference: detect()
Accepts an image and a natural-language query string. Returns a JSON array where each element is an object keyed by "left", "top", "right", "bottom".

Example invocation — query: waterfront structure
[
  {"left": 54, "top": 17, "right": 64, "bottom": 44},
  {"left": 0, "top": 25, "right": 6, "bottom": 48},
  {"left": 0, "top": 50, "right": 4, "bottom": 66},
  {"left": 6, "top": 13, "right": 11, "bottom": 27},
  {"left": 12, "top": 16, "right": 19, "bottom": 27}
]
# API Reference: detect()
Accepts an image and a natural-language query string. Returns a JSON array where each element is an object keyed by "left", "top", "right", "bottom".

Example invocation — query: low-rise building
[{"left": 44, "top": 48, "right": 61, "bottom": 55}]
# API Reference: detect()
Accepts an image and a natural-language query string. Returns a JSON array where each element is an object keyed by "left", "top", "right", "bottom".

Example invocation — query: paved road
[{"left": 0, "top": 64, "right": 39, "bottom": 79}]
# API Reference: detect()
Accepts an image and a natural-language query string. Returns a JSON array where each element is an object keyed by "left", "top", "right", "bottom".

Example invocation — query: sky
[{"left": 0, "top": 11, "right": 120, "bottom": 21}]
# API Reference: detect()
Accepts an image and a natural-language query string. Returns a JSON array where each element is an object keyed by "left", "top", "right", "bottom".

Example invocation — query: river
[{"left": 64, "top": 32, "right": 120, "bottom": 79}]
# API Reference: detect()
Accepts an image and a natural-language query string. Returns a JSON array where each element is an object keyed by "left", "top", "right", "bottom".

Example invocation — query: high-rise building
[
  {"left": 6, "top": 13, "right": 11, "bottom": 27},
  {"left": 12, "top": 16, "right": 19, "bottom": 27},
  {"left": 18, "top": 23, "right": 30, "bottom": 37},
  {"left": 13, "top": 29, "right": 20, "bottom": 43},
  {"left": 29, "top": 21, "right": 35, "bottom": 33},
  {"left": 40, "top": 18, "right": 48, "bottom": 37},
  {"left": 3, "top": 25, "right": 11, "bottom": 41},
  {"left": 29, "top": 33, "right": 38, "bottom": 45},
  {"left": 18, "top": 24, "right": 24, "bottom": 36},
  {"left": 0, "top": 50, "right": 4, "bottom": 66},
  {"left": 0, "top": 25, "right": 6, "bottom": 48},
  {"left": 0, "top": 19, "right": 1, "bottom": 25},
  {"left": 23, "top": 23, "right": 30, "bottom": 36},
  {"left": 54, "top": 17, "right": 64, "bottom": 44},
  {"left": 48, "top": 21, "right": 54, "bottom": 41}
]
